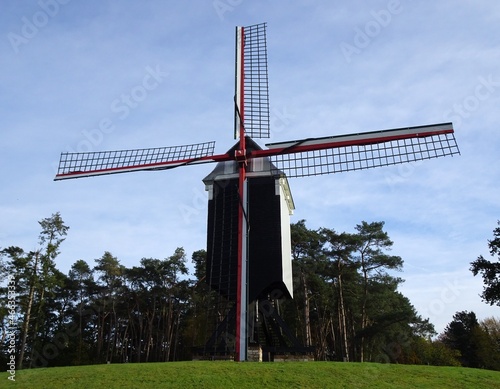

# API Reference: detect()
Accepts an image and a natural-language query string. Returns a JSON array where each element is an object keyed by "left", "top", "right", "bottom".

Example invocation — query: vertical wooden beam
[{"left": 235, "top": 25, "right": 247, "bottom": 362}]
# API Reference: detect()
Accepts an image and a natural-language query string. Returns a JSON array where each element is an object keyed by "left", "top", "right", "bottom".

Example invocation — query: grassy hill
[{"left": 1, "top": 361, "right": 500, "bottom": 389}]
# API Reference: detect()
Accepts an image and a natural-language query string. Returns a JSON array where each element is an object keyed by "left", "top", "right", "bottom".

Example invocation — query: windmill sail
[
  {"left": 55, "top": 141, "right": 218, "bottom": 180},
  {"left": 263, "top": 122, "right": 460, "bottom": 178},
  {"left": 234, "top": 23, "right": 270, "bottom": 140}
]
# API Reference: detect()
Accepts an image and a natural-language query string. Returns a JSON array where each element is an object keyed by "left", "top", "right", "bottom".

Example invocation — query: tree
[
  {"left": 481, "top": 317, "right": 500, "bottom": 347},
  {"left": 184, "top": 250, "right": 217, "bottom": 353},
  {"left": 439, "top": 311, "right": 500, "bottom": 370},
  {"left": 68, "top": 259, "right": 95, "bottom": 365},
  {"left": 13, "top": 213, "right": 69, "bottom": 369},
  {"left": 352, "top": 221, "right": 403, "bottom": 362},
  {"left": 438, "top": 310, "right": 500, "bottom": 369},
  {"left": 476, "top": 317, "right": 500, "bottom": 370},
  {"left": 407, "top": 337, "right": 460, "bottom": 366},
  {"left": 321, "top": 228, "right": 360, "bottom": 362},
  {"left": 470, "top": 221, "right": 500, "bottom": 306},
  {"left": 290, "top": 220, "right": 424, "bottom": 363},
  {"left": 94, "top": 252, "right": 125, "bottom": 363},
  {"left": 290, "top": 220, "right": 324, "bottom": 349},
  {"left": 122, "top": 248, "right": 190, "bottom": 362}
]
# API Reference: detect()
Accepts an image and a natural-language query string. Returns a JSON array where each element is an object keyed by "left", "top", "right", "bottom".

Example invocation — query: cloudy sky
[{"left": 1, "top": 1, "right": 499, "bottom": 334}]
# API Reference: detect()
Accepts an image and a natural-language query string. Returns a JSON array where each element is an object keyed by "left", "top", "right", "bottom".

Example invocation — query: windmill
[{"left": 55, "top": 23, "right": 460, "bottom": 362}]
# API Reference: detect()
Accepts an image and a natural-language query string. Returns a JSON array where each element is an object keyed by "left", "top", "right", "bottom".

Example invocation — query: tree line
[{"left": 0, "top": 213, "right": 499, "bottom": 370}]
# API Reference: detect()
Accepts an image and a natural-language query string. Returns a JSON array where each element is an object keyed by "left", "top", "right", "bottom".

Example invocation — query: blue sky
[{"left": 1, "top": 0, "right": 499, "bottom": 334}]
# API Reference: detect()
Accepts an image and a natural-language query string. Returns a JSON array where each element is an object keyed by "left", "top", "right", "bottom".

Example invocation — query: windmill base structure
[
  {"left": 193, "top": 137, "right": 314, "bottom": 361},
  {"left": 54, "top": 23, "right": 460, "bottom": 362}
]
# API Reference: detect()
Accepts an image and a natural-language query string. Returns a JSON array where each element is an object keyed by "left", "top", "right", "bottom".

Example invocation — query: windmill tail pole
[{"left": 234, "top": 24, "right": 247, "bottom": 362}]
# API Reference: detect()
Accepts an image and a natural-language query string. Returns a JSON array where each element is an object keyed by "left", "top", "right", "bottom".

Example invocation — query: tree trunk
[
  {"left": 360, "top": 253, "right": 369, "bottom": 363},
  {"left": 359, "top": 265, "right": 368, "bottom": 362},
  {"left": 318, "top": 313, "right": 330, "bottom": 361},
  {"left": 329, "top": 313, "right": 336, "bottom": 360},
  {"left": 337, "top": 271, "right": 349, "bottom": 362},
  {"left": 28, "top": 286, "right": 46, "bottom": 368},
  {"left": 77, "top": 289, "right": 84, "bottom": 365},
  {"left": 301, "top": 270, "right": 312, "bottom": 347},
  {"left": 121, "top": 322, "right": 129, "bottom": 362},
  {"left": 173, "top": 309, "right": 182, "bottom": 361},
  {"left": 97, "top": 302, "right": 109, "bottom": 363},
  {"left": 165, "top": 297, "right": 174, "bottom": 361},
  {"left": 19, "top": 251, "right": 39, "bottom": 369}
]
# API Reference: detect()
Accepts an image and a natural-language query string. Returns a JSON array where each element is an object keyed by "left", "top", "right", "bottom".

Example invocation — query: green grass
[{"left": 1, "top": 362, "right": 499, "bottom": 389}]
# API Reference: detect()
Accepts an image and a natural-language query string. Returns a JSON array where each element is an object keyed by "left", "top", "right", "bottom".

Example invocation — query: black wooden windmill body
[{"left": 55, "top": 23, "right": 460, "bottom": 362}]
